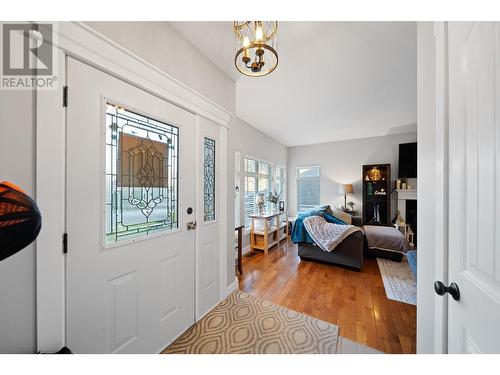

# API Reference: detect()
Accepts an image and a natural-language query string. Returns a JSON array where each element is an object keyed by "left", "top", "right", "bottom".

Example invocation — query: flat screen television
[{"left": 398, "top": 142, "right": 417, "bottom": 178}]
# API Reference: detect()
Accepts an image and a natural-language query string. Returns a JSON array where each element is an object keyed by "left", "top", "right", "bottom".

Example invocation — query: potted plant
[{"left": 267, "top": 190, "right": 280, "bottom": 212}]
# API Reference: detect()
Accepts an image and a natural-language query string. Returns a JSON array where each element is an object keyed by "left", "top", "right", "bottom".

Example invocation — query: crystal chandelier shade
[{"left": 234, "top": 21, "right": 278, "bottom": 77}]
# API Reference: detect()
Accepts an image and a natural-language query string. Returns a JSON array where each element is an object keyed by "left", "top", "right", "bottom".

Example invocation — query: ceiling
[{"left": 171, "top": 22, "right": 417, "bottom": 147}]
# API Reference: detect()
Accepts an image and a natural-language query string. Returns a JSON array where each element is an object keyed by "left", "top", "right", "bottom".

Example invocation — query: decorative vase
[
  {"left": 256, "top": 193, "right": 265, "bottom": 215},
  {"left": 367, "top": 182, "right": 374, "bottom": 195}
]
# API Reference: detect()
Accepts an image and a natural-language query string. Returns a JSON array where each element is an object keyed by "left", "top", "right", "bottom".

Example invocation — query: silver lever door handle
[{"left": 187, "top": 221, "right": 197, "bottom": 230}]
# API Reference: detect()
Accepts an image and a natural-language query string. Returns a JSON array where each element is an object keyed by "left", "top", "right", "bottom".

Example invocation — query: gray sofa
[{"left": 297, "top": 216, "right": 365, "bottom": 271}]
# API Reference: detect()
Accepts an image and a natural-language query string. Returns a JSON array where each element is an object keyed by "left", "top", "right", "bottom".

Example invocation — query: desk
[{"left": 249, "top": 212, "right": 288, "bottom": 255}]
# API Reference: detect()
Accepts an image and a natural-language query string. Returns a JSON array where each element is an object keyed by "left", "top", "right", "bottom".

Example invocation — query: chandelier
[{"left": 234, "top": 21, "right": 278, "bottom": 77}]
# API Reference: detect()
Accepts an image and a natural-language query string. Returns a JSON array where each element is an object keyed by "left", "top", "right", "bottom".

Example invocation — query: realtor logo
[{"left": 1, "top": 22, "right": 58, "bottom": 90}]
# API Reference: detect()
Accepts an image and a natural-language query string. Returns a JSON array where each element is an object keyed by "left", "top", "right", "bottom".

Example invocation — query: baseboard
[
  {"left": 223, "top": 277, "right": 238, "bottom": 299},
  {"left": 242, "top": 245, "right": 252, "bottom": 256}
]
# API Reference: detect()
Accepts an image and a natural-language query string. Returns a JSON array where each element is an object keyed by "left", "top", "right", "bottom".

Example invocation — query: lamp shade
[{"left": 338, "top": 184, "right": 353, "bottom": 194}]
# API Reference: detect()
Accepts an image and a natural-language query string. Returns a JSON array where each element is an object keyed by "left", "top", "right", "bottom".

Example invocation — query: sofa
[{"left": 297, "top": 215, "right": 365, "bottom": 271}]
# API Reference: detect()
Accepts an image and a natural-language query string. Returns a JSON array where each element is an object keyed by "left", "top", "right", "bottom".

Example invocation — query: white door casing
[
  {"left": 35, "top": 22, "right": 231, "bottom": 353},
  {"left": 65, "top": 57, "right": 196, "bottom": 353},
  {"left": 196, "top": 117, "right": 221, "bottom": 318},
  {"left": 448, "top": 22, "right": 500, "bottom": 353}
]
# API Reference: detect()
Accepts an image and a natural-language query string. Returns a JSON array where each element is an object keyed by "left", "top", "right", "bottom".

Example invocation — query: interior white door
[
  {"left": 196, "top": 117, "right": 221, "bottom": 318},
  {"left": 65, "top": 57, "right": 196, "bottom": 353},
  {"left": 448, "top": 22, "right": 500, "bottom": 353}
]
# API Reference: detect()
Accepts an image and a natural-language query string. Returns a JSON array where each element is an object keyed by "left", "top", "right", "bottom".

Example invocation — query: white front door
[
  {"left": 196, "top": 117, "right": 221, "bottom": 318},
  {"left": 448, "top": 22, "right": 500, "bottom": 353},
  {"left": 65, "top": 57, "right": 197, "bottom": 353}
]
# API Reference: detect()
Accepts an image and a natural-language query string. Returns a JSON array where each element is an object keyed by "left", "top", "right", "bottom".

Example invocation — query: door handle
[
  {"left": 187, "top": 221, "right": 197, "bottom": 230},
  {"left": 434, "top": 281, "right": 460, "bottom": 301}
]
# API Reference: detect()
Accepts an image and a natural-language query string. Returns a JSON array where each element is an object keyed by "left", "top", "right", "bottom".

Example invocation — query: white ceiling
[{"left": 171, "top": 22, "right": 417, "bottom": 147}]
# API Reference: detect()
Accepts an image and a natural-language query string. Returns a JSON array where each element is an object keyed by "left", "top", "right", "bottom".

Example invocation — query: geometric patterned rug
[
  {"left": 163, "top": 290, "right": 340, "bottom": 354},
  {"left": 377, "top": 257, "right": 417, "bottom": 305}
]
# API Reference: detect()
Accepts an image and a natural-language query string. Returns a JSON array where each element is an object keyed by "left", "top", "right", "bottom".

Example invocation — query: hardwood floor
[{"left": 237, "top": 240, "right": 416, "bottom": 354}]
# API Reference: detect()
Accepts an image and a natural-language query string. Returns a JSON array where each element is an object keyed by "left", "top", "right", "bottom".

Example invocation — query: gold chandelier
[{"left": 234, "top": 21, "right": 278, "bottom": 77}]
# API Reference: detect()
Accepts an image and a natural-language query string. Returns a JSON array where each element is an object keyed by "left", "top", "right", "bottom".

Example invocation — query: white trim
[
  {"left": 241, "top": 245, "right": 252, "bottom": 256},
  {"left": 35, "top": 49, "right": 66, "bottom": 352},
  {"left": 36, "top": 22, "right": 231, "bottom": 353},
  {"left": 219, "top": 127, "right": 229, "bottom": 299},
  {"left": 223, "top": 277, "right": 239, "bottom": 299},
  {"left": 432, "top": 21, "right": 449, "bottom": 354},
  {"left": 46, "top": 22, "right": 231, "bottom": 128}
]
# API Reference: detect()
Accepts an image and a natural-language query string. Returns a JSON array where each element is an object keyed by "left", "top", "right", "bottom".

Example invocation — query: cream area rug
[
  {"left": 377, "top": 258, "right": 417, "bottom": 305},
  {"left": 163, "top": 290, "right": 340, "bottom": 354}
]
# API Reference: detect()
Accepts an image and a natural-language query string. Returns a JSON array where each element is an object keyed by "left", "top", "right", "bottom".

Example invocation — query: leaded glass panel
[
  {"left": 105, "top": 102, "right": 179, "bottom": 244},
  {"left": 203, "top": 137, "right": 216, "bottom": 221}
]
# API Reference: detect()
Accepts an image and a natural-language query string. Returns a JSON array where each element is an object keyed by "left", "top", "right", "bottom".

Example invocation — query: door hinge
[
  {"left": 63, "top": 85, "right": 68, "bottom": 107},
  {"left": 63, "top": 232, "right": 68, "bottom": 254}
]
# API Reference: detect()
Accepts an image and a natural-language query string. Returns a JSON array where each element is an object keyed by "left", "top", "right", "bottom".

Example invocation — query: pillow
[
  {"left": 323, "top": 212, "right": 346, "bottom": 225},
  {"left": 313, "top": 205, "right": 334, "bottom": 216},
  {"left": 331, "top": 208, "right": 352, "bottom": 225}
]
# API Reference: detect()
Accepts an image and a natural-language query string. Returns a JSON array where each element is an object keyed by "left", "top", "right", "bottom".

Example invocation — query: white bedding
[{"left": 303, "top": 215, "right": 362, "bottom": 252}]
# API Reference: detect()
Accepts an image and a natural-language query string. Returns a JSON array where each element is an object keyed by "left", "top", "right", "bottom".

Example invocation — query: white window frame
[
  {"left": 234, "top": 150, "right": 242, "bottom": 228},
  {"left": 274, "top": 164, "right": 287, "bottom": 209},
  {"left": 296, "top": 165, "right": 321, "bottom": 212},
  {"left": 243, "top": 156, "right": 272, "bottom": 229}
]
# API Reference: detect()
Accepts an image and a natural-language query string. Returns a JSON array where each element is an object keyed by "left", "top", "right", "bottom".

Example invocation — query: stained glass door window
[
  {"left": 105, "top": 102, "right": 179, "bottom": 244},
  {"left": 203, "top": 137, "right": 216, "bottom": 221}
]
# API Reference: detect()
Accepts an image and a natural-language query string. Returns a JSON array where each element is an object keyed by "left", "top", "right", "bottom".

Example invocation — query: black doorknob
[{"left": 434, "top": 281, "right": 460, "bottom": 301}]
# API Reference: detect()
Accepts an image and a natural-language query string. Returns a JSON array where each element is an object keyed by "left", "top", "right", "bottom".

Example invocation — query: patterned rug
[
  {"left": 163, "top": 290, "right": 339, "bottom": 354},
  {"left": 377, "top": 257, "right": 417, "bottom": 305}
]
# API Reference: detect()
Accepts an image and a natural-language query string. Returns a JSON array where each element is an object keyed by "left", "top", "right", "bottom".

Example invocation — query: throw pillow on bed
[
  {"left": 332, "top": 208, "right": 352, "bottom": 225},
  {"left": 313, "top": 205, "right": 334, "bottom": 216}
]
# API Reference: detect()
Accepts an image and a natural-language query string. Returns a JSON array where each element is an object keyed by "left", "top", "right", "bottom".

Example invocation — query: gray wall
[
  {"left": 230, "top": 117, "right": 287, "bottom": 251},
  {"left": 0, "top": 90, "right": 37, "bottom": 353},
  {"left": 85, "top": 22, "right": 235, "bottom": 112},
  {"left": 287, "top": 131, "right": 417, "bottom": 217},
  {"left": 86, "top": 22, "right": 282, "bottom": 292},
  {"left": 0, "top": 22, "right": 285, "bottom": 353}
]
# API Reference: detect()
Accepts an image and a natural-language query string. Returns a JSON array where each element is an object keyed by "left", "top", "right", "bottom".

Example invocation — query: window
[
  {"left": 244, "top": 158, "right": 271, "bottom": 228},
  {"left": 275, "top": 166, "right": 286, "bottom": 204},
  {"left": 105, "top": 102, "right": 179, "bottom": 244},
  {"left": 203, "top": 137, "right": 216, "bottom": 222},
  {"left": 297, "top": 166, "right": 320, "bottom": 212}
]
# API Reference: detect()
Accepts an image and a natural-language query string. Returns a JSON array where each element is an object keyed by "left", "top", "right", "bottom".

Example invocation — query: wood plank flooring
[{"left": 237, "top": 240, "right": 416, "bottom": 354}]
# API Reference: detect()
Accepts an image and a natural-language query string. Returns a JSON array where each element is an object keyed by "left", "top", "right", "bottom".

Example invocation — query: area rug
[
  {"left": 377, "top": 258, "right": 417, "bottom": 305},
  {"left": 336, "top": 337, "right": 382, "bottom": 354},
  {"left": 163, "top": 289, "right": 339, "bottom": 354}
]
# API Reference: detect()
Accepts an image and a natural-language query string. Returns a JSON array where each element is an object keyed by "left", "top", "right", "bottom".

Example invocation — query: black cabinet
[{"left": 362, "top": 164, "right": 391, "bottom": 225}]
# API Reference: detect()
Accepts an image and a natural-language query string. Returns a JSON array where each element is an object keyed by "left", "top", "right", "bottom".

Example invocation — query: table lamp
[{"left": 338, "top": 184, "right": 353, "bottom": 210}]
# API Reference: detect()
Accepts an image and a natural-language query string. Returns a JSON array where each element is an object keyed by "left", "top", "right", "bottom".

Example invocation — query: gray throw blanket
[
  {"left": 364, "top": 225, "right": 410, "bottom": 254},
  {"left": 303, "top": 215, "right": 362, "bottom": 252}
]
